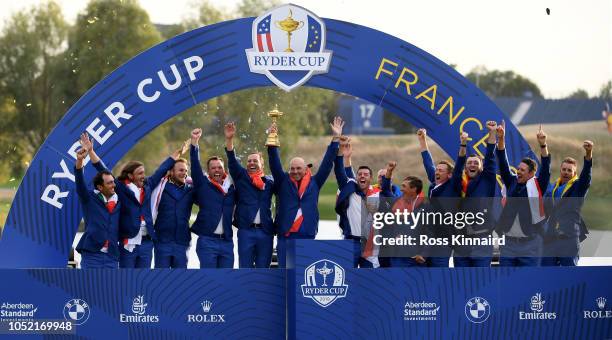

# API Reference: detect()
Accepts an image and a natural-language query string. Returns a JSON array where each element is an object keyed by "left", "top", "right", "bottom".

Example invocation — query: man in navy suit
[
  {"left": 334, "top": 137, "right": 384, "bottom": 268},
  {"left": 152, "top": 147, "right": 195, "bottom": 269},
  {"left": 74, "top": 141, "right": 120, "bottom": 269},
  {"left": 268, "top": 117, "right": 344, "bottom": 268},
  {"left": 496, "top": 123, "right": 551, "bottom": 267},
  {"left": 224, "top": 122, "right": 275, "bottom": 268},
  {"left": 190, "top": 128, "right": 236, "bottom": 268},
  {"left": 541, "top": 140, "right": 593, "bottom": 266},
  {"left": 417, "top": 128, "right": 466, "bottom": 267},
  {"left": 453, "top": 121, "right": 499, "bottom": 267},
  {"left": 83, "top": 134, "right": 178, "bottom": 268}
]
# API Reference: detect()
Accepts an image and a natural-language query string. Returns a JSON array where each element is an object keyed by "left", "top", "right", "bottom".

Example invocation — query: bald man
[{"left": 267, "top": 117, "right": 344, "bottom": 268}]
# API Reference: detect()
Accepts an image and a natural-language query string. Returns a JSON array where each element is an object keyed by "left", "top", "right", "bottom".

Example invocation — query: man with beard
[
  {"left": 74, "top": 142, "right": 121, "bottom": 268},
  {"left": 151, "top": 140, "right": 195, "bottom": 269},
  {"left": 83, "top": 134, "right": 178, "bottom": 268},
  {"left": 335, "top": 137, "right": 382, "bottom": 268},
  {"left": 268, "top": 117, "right": 344, "bottom": 268},
  {"left": 496, "top": 122, "right": 551, "bottom": 267},
  {"left": 453, "top": 121, "right": 499, "bottom": 267},
  {"left": 541, "top": 140, "right": 593, "bottom": 266},
  {"left": 190, "top": 128, "right": 236, "bottom": 268},
  {"left": 381, "top": 161, "right": 427, "bottom": 267},
  {"left": 417, "top": 128, "right": 467, "bottom": 267},
  {"left": 224, "top": 122, "right": 275, "bottom": 268}
]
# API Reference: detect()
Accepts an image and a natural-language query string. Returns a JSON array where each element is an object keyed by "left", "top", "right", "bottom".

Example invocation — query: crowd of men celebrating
[{"left": 73, "top": 117, "right": 594, "bottom": 269}]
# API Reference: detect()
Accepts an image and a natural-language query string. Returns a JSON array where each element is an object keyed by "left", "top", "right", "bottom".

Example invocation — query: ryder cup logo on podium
[
  {"left": 245, "top": 4, "right": 332, "bottom": 91},
  {"left": 301, "top": 259, "right": 348, "bottom": 307}
]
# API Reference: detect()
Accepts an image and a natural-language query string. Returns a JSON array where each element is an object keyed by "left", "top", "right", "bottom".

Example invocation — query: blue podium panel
[
  {"left": 0, "top": 270, "right": 285, "bottom": 339},
  {"left": 289, "top": 240, "right": 612, "bottom": 340}
]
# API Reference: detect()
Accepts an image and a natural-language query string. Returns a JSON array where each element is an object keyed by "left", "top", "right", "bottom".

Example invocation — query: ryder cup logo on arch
[
  {"left": 245, "top": 4, "right": 332, "bottom": 92},
  {"left": 301, "top": 259, "right": 348, "bottom": 307}
]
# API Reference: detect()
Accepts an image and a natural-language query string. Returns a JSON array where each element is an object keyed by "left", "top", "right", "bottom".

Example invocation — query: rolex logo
[
  {"left": 597, "top": 297, "right": 607, "bottom": 310},
  {"left": 201, "top": 300, "right": 212, "bottom": 313}
]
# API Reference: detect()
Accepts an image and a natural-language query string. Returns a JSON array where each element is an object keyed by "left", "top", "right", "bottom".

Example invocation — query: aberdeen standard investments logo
[
  {"left": 245, "top": 4, "right": 332, "bottom": 91},
  {"left": 301, "top": 259, "right": 348, "bottom": 307}
]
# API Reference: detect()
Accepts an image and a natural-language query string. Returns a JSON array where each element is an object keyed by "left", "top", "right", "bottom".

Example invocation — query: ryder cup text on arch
[{"left": 40, "top": 55, "right": 205, "bottom": 210}]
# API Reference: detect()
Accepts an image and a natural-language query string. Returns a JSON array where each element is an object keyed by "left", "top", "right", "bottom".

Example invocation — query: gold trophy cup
[
  {"left": 265, "top": 106, "right": 284, "bottom": 147},
  {"left": 275, "top": 10, "right": 304, "bottom": 52}
]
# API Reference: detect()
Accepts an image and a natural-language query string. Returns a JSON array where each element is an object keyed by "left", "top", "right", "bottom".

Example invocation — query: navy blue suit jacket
[
  {"left": 496, "top": 148, "right": 551, "bottom": 236},
  {"left": 268, "top": 141, "right": 339, "bottom": 236},
  {"left": 226, "top": 148, "right": 275, "bottom": 235},
  {"left": 190, "top": 145, "right": 236, "bottom": 240},
  {"left": 154, "top": 181, "right": 195, "bottom": 246},
  {"left": 94, "top": 157, "right": 175, "bottom": 240},
  {"left": 74, "top": 167, "right": 121, "bottom": 259}
]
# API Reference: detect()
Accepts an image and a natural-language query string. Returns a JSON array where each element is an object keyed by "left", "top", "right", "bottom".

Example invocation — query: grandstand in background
[
  {"left": 493, "top": 98, "right": 608, "bottom": 126},
  {"left": 341, "top": 96, "right": 608, "bottom": 135}
]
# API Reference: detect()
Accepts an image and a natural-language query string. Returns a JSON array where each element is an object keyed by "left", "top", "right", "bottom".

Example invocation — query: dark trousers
[
  {"left": 119, "top": 238, "right": 154, "bottom": 268},
  {"left": 196, "top": 235, "right": 234, "bottom": 268},
  {"left": 154, "top": 242, "right": 188, "bottom": 268},
  {"left": 238, "top": 227, "right": 273, "bottom": 268},
  {"left": 81, "top": 251, "right": 118, "bottom": 269}
]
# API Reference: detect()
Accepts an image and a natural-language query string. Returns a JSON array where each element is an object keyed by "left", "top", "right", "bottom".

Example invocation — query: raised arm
[
  {"left": 334, "top": 136, "right": 350, "bottom": 188},
  {"left": 495, "top": 120, "right": 514, "bottom": 187},
  {"left": 536, "top": 125, "right": 551, "bottom": 189},
  {"left": 74, "top": 147, "right": 90, "bottom": 203},
  {"left": 342, "top": 138, "right": 355, "bottom": 179},
  {"left": 189, "top": 128, "right": 207, "bottom": 188},
  {"left": 450, "top": 132, "right": 469, "bottom": 192},
  {"left": 380, "top": 161, "right": 397, "bottom": 197},
  {"left": 313, "top": 117, "right": 343, "bottom": 187},
  {"left": 80, "top": 132, "right": 107, "bottom": 173},
  {"left": 418, "top": 129, "right": 436, "bottom": 183},
  {"left": 482, "top": 121, "right": 498, "bottom": 177},
  {"left": 575, "top": 140, "right": 594, "bottom": 195},
  {"left": 224, "top": 122, "right": 246, "bottom": 179},
  {"left": 266, "top": 123, "right": 286, "bottom": 181}
]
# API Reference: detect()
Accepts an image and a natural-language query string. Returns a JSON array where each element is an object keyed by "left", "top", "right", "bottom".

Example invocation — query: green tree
[
  {"left": 61, "top": 0, "right": 169, "bottom": 171},
  {"left": 65, "top": 0, "right": 163, "bottom": 97},
  {"left": 598, "top": 80, "right": 612, "bottom": 101},
  {"left": 0, "top": 1, "right": 69, "bottom": 176},
  {"left": 236, "top": 0, "right": 281, "bottom": 17},
  {"left": 567, "top": 89, "right": 590, "bottom": 99},
  {"left": 466, "top": 67, "right": 543, "bottom": 98}
]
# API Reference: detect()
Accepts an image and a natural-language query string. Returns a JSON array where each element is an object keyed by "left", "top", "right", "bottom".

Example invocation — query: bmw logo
[
  {"left": 465, "top": 297, "right": 490, "bottom": 323},
  {"left": 63, "top": 298, "right": 91, "bottom": 325}
]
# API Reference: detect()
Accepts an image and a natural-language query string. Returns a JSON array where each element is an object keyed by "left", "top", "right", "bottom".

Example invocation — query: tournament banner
[
  {"left": 0, "top": 4, "right": 535, "bottom": 267},
  {"left": 0, "top": 3, "right": 609, "bottom": 340}
]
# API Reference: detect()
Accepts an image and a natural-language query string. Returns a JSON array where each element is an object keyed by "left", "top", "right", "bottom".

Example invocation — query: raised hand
[
  {"left": 268, "top": 122, "right": 278, "bottom": 135},
  {"left": 330, "top": 116, "right": 345, "bottom": 138},
  {"left": 583, "top": 140, "right": 593, "bottom": 160},
  {"left": 180, "top": 139, "right": 190, "bottom": 155},
  {"left": 536, "top": 124, "right": 547, "bottom": 146},
  {"left": 76, "top": 147, "right": 88, "bottom": 161},
  {"left": 79, "top": 132, "right": 92, "bottom": 152},
  {"left": 191, "top": 128, "right": 202, "bottom": 146},
  {"left": 172, "top": 140, "right": 189, "bottom": 160},
  {"left": 416, "top": 128, "right": 427, "bottom": 141},
  {"left": 460, "top": 131, "right": 469, "bottom": 145},
  {"left": 386, "top": 161, "right": 397, "bottom": 178},
  {"left": 496, "top": 120, "right": 505, "bottom": 139},
  {"left": 224, "top": 122, "right": 236, "bottom": 140}
]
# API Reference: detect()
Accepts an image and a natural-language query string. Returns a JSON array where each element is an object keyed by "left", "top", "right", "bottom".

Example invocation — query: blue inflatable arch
[{"left": 0, "top": 16, "right": 534, "bottom": 267}]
